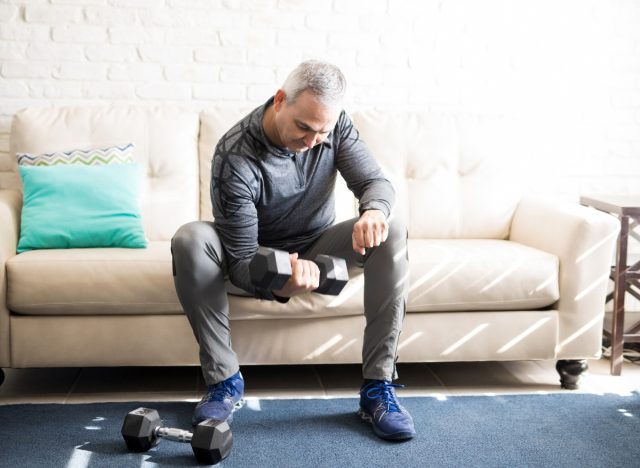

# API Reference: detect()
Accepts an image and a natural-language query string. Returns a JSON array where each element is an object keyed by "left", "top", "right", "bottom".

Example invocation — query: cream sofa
[{"left": 0, "top": 106, "right": 620, "bottom": 389}]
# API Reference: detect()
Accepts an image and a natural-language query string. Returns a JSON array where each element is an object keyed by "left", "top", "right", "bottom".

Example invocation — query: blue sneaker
[
  {"left": 192, "top": 371, "right": 245, "bottom": 426},
  {"left": 358, "top": 380, "right": 416, "bottom": 441}
]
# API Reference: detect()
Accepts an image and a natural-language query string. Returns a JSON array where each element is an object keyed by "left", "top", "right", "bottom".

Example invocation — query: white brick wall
[{"left": 0, "top": 0, "right": 638, "bottom": 201}]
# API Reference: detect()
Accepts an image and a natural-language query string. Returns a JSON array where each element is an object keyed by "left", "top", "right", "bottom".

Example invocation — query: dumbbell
[
  {"left": 121, "top": 407, "right": 232, "bottom": 465},
  {"left": 249, "top": 246, "right": 349, "bottom": 295},
  {"left": 314, "top": 254, "right": 350, "bottom": 295}
]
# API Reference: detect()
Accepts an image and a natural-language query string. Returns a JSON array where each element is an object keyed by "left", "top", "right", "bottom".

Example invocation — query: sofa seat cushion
[
  {"left": 7, "top": 241, "right": 181, "bottom": 315},
  {"left": 7, "top": 238, "right": 559, "bottom": 318},
  {"left": 407, "top": 239, "right": 559, "bottom": 312}
]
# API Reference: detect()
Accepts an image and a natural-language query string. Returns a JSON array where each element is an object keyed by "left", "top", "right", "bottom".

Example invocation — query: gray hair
[{"left": 281, "top": 60, "right": 346, "bottom": 108}]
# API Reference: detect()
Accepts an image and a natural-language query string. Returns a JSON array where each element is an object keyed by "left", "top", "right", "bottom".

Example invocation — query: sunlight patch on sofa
[
  {"left": 397, "top": 331, "right": 423, "bottom": 351},
  {"left": 412, "top": 258, "right": 470, "bottom": 299},
  {"left": 331, "top": 338, "right": 358, "bottom": 356},
  {"left": 497, "top": 318, "right": 551, "bottom": 354},
  {"left": 557, "top": 314, "right": 603, "bottom": 350},
  {"left": 441, "top": 324, "right": 489, "bottom": 356},
  {"left": 532, "top": 273, "right": 558, "bottom": 294},
  {"left": 304, "top": 334, "right": 343, "bottom": 360},
  {"left": 575, "top": 228, "right": 619, "bottom": 264},
  {"left": 574, "top": 273, "right": 610, "bottom": 301},
  {"left": 408, "top": 258, "right": 451, "bottom": 294},
  {"left": 480, "top": 257, "right": 524, "bottom": 293}
]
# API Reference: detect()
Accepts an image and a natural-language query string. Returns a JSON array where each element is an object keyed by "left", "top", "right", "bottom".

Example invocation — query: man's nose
[{"left": 303, "top": 132, "right": 318, "bottom": 148}]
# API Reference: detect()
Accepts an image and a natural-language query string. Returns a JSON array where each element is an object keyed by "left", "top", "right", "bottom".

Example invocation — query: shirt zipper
[{"left": 293, "top": 153, "right": 304, "bottom": 189}]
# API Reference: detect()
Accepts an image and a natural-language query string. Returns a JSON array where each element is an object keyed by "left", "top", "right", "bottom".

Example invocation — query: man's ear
[{"left": 273, "top": 89, "right": 286, "bottom": 112}]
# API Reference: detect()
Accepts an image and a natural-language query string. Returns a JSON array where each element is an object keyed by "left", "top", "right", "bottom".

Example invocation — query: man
[{"left": 171, "top": 60, "right": 415, "bottom": 441}]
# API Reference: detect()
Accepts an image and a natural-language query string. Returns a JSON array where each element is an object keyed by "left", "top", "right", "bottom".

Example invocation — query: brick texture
[{"left": 0, "top": 0, "right": 638, "bottom": 202}]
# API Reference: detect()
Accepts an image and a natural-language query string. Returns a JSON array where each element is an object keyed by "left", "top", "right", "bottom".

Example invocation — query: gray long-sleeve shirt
[{"left": 211, "top": 97, "right": 395, "bottom": 300}]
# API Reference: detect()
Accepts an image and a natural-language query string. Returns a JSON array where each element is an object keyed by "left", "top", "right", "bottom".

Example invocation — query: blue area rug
[{"left": 0, "top": 393, "right": 638, "bottom": 467}]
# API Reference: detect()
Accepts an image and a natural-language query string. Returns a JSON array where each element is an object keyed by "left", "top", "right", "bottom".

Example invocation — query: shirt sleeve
[
  {"left": 334, "top": 111, "right": 395, "bottom": 218},
  {"left": 211, "top": 145, "right": 277, "bottom": 301}
]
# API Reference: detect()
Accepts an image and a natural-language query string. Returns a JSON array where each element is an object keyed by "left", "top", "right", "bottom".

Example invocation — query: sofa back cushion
[
  {"left": 351, "top": 111, "right": 521, "bottom": 239},
  {"left": 10, "top": 106, "right": 200, "bottom": 241}
]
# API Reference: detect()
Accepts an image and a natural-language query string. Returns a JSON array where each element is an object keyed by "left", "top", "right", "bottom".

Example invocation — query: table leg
[{"left": 611, "top": 215, "right": 629, "bottom": 375}]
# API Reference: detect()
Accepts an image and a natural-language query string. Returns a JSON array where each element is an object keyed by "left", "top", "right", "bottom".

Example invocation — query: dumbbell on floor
[
  {"left": 121, "top": 407, "right": 232, "bottom": 465},
  {"left": 249, "top": 246, "right": 349, "bottom": 295}
]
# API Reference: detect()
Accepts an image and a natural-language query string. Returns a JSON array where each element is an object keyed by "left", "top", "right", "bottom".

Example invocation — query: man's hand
[
  {"left": 352, "top": 210, "right": 389, "bottom": 255},
  {"left": 272, "top": 253, "right": 320, "bottom": 298}
]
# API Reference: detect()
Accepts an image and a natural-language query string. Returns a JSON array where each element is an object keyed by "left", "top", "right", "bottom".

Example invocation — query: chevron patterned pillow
[{"left": 16, "top": 143, "right": 134, "bottom": 166}]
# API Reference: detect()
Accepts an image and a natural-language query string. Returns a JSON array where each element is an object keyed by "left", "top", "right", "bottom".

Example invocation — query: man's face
[{"left": 272, "top": 89, "right": 340, "bottom": 153}]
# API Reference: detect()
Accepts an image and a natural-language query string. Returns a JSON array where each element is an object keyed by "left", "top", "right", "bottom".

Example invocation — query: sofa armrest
[
  {"left": 510, "top": 196, "right": 620, "bottom": 359},
  {"left": 0, "top": 189, "right": 21, "bottom": 367}
]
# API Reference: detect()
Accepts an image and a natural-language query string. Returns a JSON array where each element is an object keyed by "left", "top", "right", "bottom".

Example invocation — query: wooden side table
[{"left": 580, "top": 195, "right": 640, "bottom": 375}]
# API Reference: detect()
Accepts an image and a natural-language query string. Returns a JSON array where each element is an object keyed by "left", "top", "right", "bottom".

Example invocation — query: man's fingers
[
  {"left": 311, "top": 261, "right": 320, "bottom": 289},
  {"left": 303, "top": 260, "right": 314, "bottom": 288},
  {"left": 381, "top": 221, "right": 389, "bottom": 243},
  {"left": 359, "top": 219, "right": 388, "bottom": 248},
  {"left": 292, "top": 258, "right": 303, "bottom": 284},
  {"left": 379, "top": 220, "right": 389, "bottom": 245},
  {"left": 352, "top": 210, "right": 390, "bottom": 254},
  {"left": 275, "top": 253, "right": 323, "bottom": 298},
  {"left": 371, "top": 224, "right": 381, "bottom": 247},
  {"left": 363, "top": 223, "right": 373, "bottom": 248},
  {"left": 352, "top": 230, "right": 365, "bottom": 255},
  {"left": 290, "top": 258, "right": 320, "bottom": 289},
  {"left": 353, "top": 239, "right": 365, "bottom": 255}
]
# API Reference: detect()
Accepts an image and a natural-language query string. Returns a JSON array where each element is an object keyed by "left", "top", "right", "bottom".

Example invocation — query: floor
[{"left": 1, "top": 357, "right": 638, "bottom": 405}]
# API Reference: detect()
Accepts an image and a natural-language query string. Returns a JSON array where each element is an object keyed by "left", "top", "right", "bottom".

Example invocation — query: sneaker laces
[
  {"left": 206, "top": 380, "right": 238, "bottom": 403},
  {"left": 364, "top": 381, "right": 405, "bottom": 413}
]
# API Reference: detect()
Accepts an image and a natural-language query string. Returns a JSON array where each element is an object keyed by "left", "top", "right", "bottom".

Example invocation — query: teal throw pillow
[{"left": 17, "top": 163, "right": 147, "bottom": 253}]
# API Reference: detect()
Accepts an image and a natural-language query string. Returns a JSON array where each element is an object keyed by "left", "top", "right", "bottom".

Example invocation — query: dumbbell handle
[{"left": 155, "top": 426, "right": 193, "bottom": 443}]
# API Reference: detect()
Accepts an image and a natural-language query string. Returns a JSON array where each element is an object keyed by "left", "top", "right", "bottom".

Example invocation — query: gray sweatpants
[{"left": 171, "top": 217, "right": 409, "bottom": 386}]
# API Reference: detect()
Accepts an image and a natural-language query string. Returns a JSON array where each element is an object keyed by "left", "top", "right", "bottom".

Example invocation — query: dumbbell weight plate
[
  {"left": 191, "top": 419, "right": 233, "bottom": 465},
  {"left": 121, "top": 407, "right": 162, "bottom": 452},
  {"left": 249, "top": 246, "right": 292, "bottom": 290},
  {"left": 315, "top": 255, "right": 349, "bottom": 295}
]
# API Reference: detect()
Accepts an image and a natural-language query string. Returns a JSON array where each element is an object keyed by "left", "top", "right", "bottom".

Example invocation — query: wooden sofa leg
[{"left": 556, "top": 360, "right": 588, "bottom": 390}]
